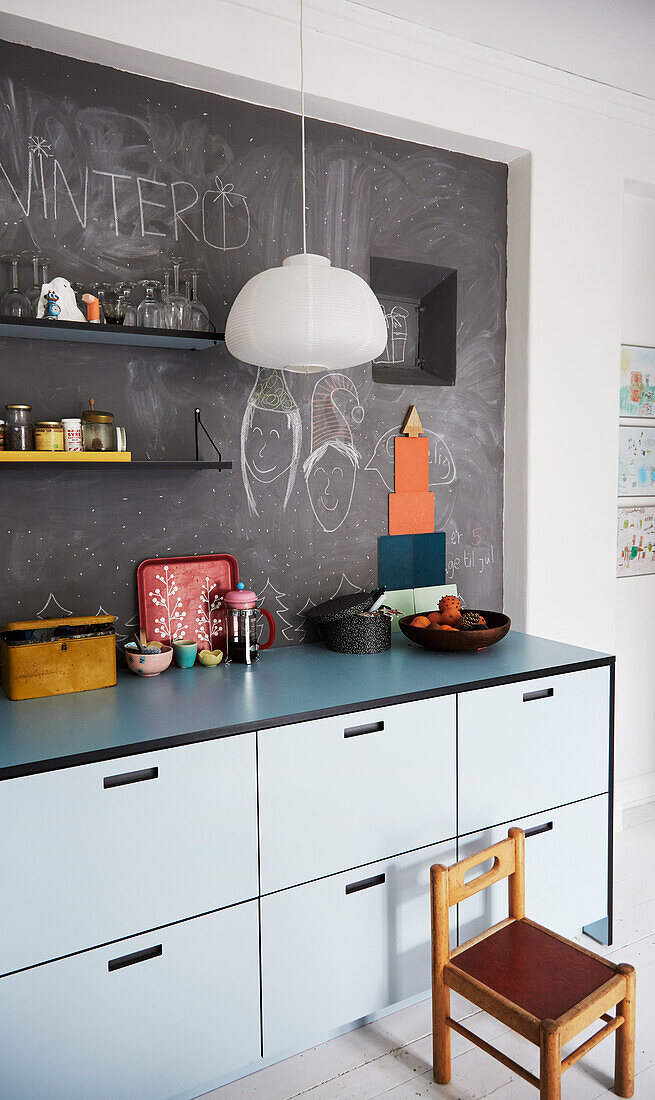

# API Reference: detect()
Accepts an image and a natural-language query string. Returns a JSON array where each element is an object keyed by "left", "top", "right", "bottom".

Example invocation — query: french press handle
[{"left": 259, "top": 608, "right": 276, "bottom": 650}]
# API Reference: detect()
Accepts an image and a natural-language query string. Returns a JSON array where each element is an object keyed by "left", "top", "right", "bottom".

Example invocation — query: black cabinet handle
[
  {"left": 522, "top": 687, "right": 554, "bottom": 702},
  {"left": 103, "top": 766, "right": 158, "bottom": 789},
  {"left": 345, "top": 872, "right": 386, "bottom": 895},
  {"left": 108, "top": 944, "right": 162, "bottom": 972},
  {"left": 344, "top": 720, "right": 384, "bottom": 739},
  {"left": 525, "top": 821, "right": 554, "bottom": 839}
]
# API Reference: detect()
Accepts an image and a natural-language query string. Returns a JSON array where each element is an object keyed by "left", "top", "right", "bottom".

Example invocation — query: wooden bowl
[{"left": 399, "top": 610, "right": 511, "bottom": 652}]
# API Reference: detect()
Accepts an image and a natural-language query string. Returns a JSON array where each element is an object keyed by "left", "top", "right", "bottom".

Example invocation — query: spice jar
[
  {"left": 5, "top": 405, "right": 34, "bottom": 451},
  {"left": 82, "top": 399, "right": 115, "bottom": 452},
  {"left": 61, "top": 418, "right": 82, "bottom": 452},
  {"left": 35, "top": 421, "right": 64, "bottom": 451},
  {"left": 0, "top": 420, "right": 5, "bottom": 451}
]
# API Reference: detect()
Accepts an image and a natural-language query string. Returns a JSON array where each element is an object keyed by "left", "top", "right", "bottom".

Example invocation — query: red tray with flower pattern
[{"left": 137, "top": 554, "right": 239, "bottom": 655}]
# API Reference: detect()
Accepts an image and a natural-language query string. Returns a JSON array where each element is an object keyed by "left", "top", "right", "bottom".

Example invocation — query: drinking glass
[
  {"left": 163, "top": 257, "right": 191, "bottom": 330},
  {"left": 1, "top": 254, "right": 31, "bottom": 317},
  {"left": 137, "top": 280, "right": 163, "bottom": 328},
  {"left": 21, "top": 251, "right": 47, "bottom": 316},
  {"left": 90, "top": 282, "right": 110, "bottom": 324},
  {"left": 117, "top": 283, "right": 137, "bottom": 326},
  {"left": 185, "top": 269, "right": 211, "bottom": 332}
]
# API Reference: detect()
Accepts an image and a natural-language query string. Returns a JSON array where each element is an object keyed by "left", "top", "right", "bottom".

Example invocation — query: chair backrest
[{"left": 430, "top": 828, "right": 526, "bottom": 964}]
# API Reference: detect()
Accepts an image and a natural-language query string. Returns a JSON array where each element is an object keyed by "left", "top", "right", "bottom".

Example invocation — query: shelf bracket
[{"left": 194, "top": 408, "right": 223, "bottom": 464}]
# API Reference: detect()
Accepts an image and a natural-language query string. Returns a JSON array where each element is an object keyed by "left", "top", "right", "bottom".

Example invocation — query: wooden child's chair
[{"left": 431, "top": 828, "right": 635, "bottom": 1099}]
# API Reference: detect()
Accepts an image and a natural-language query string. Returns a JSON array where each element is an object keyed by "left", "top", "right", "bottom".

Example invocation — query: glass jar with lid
[
  {"left": 82, "top": 399, "right": 115, "bottom": 452},
  {"left": 34, "top": 421, "right": 64, "bottom": 451},
  {"left": 5, "top": 404, "right": 34, "bottom": 451}
]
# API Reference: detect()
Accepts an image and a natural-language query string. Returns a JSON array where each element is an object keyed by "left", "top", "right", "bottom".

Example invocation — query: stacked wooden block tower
[{"left": 389, "top": 406, "right": 435, "bottom": 535}]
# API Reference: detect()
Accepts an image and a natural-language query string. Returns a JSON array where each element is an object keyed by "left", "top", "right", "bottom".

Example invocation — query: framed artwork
[
  {"left": 619, "top": 345, "right": 655, "bottom": 418},
  {"left": 617, "top": 506, "right": 655, "bottom": 576},
  {"left": 618, "top": 425, "right": 655, "bottom": 495}
]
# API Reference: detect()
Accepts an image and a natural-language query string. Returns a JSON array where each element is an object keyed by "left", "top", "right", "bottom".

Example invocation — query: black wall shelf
[
  {"left": 0, "top": 317, "right": 225, "bottom": 351},
  {"left": 0, "top": 459, "right": 232, "bottom": 471}
]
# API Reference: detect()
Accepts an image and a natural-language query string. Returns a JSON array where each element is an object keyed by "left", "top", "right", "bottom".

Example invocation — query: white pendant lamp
[{"left": 225, "top": 0, "right": 387, "bottom": 374}]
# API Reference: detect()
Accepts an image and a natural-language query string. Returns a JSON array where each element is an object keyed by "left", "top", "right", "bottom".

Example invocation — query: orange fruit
[
  {"left": 426, "top": 611, "right": 443, "bottom": 625},
  {"left": 478, "top": 615, "right": 487, "bottom": 627},
  {"left": 441, "top": 607, "right": 462, "bottom": 627},
  {"left": 440, "top": 624, "right": 458, "bottom": 631},
  {"left": 410, "top": 615, "right": 431, "bottom": 628},
  {"left": 439, "top": 595, "right": 462, "bottom": 613}
]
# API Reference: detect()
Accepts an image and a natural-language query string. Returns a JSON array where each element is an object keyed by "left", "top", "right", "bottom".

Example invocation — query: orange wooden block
[
  {"left": 395, "top": 436, "right": 429, "bottom": 493},
  {"left": 389, "top": 491, "right": 435, "bottom": 535}
]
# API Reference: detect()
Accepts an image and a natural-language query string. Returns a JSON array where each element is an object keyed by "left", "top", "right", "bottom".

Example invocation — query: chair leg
[
  {"left": 540, "top": 1019, "right": 562, "bottom": 1100},
  {"left": 432, "top": 981, "right": 451, "bottom": 1084},
  {"left": 615, "top": 964, "right": 636, "bottom": 1098}
]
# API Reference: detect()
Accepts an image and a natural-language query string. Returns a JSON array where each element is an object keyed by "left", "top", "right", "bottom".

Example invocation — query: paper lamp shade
[{"left": 225, "top": 253, "right": 387, "bottom": 373}]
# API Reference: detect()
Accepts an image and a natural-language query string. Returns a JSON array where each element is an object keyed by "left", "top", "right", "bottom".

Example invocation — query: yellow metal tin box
[{"left": 0, "top": 615, "right": 117, "bottom": 701}]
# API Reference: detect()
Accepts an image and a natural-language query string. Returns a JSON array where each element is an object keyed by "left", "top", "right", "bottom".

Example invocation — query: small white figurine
[{"left": 36, "top": 277, "right": 86, "bottom": 322}]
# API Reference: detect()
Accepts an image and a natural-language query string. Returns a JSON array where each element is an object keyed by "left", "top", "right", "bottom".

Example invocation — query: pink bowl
[{"left": 125, "top": 644, "right": 173, "bottom": 677}]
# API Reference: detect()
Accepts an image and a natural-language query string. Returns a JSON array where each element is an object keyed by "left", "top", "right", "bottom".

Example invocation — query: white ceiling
[{"left": 351, "top": 0, "right": 655, "bottom": 100}]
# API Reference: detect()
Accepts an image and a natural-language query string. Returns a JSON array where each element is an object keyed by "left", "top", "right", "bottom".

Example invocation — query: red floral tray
[{"left": 136, "top": 554, "right": 239, "bottom": 654}]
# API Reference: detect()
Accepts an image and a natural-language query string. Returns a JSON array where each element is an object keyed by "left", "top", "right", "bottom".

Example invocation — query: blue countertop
[{"left": 0, "top": 631, "right": 612, "bottom": 779}]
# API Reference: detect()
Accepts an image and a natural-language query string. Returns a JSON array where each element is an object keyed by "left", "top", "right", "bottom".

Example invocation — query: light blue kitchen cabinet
[
  {"left": 0, "top": 901, "right": 261, "bottom": 1100},
  {"left": 258, "top": 696, "right": 456, "bottom": 893}
]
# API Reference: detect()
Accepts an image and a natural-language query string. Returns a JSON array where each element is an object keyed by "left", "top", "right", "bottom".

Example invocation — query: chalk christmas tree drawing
[
  {"left": 196, "top": 577, "right": 224, "bottom": 649},
  {"left": 149, "top": 565, "right": 187, "bottom": 641},
  {"left": 257, "top": 578, "right": 293, "bottom": 641}
]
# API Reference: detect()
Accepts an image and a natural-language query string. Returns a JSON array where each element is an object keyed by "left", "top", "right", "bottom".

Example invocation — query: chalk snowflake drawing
[
  {"left": 148, "top": 565, "right": 187, "bottom": 641},
  {"left": 196, "top": 577, "right": 224, "bottom": 649}
]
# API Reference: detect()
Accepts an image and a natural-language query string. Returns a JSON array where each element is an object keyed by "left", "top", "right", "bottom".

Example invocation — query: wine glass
[
  {"left": 1, "top": 254, "right": 31, "bottom": 317},
  {"left": 137, "top": 280, "right": 163, "bottom": 328},
  {"left": 117, "top": 283, "right": 137, "bottom": 326},
  {"left": 90, "top": 282, "right": 110, "bottom": 324},
  {"left": 21, "top": 250, "right": 47, "bottom": 316},
  {"left": 185, "top": 269, "right": 211, "bottom": 332},
  {"left": 162, "top": 256, "right": 191, "bottom": 330}
]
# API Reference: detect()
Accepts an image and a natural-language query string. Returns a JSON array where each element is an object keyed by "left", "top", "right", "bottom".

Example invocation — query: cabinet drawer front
[
  {"left": 458, "top": 796, "right": 608, "bottom": 944},
  {"left": 0, "top": 735, "right": 258, "bottom": 975},
  {"left": 0, "top": 902, "right": 261, "bottom": 1100},
  {"left": 458, "top": 667, "right": 610, "bottom": 834},
  {"left": 261, "top": 841, "right": 456, "bottom": 1057},
  {"left": 259, "top": 696, "right": 456, "bottom": 893}
]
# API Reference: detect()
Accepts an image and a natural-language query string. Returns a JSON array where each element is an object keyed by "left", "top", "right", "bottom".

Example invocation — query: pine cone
[{"left": 460, "top": 611, "right": 482, "bottom": 630}]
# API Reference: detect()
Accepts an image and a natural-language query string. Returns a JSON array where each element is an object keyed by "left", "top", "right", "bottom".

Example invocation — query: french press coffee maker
[{"left": 223, "top": 583, "right": 276, "bottom": 664}]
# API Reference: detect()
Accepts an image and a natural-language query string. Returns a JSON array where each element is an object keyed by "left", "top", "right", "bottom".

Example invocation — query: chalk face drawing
[
  {"left": 241, "top": 368, "right": 302, "bottom": 516},
  {"left": 374, "top": 304, "right": 409, "bottom": 365},
  {"left": 617, "top": 506, "right": 655, "bottom": 576},
  {"left": 620, "top": 346, "right": 655, "bottom": 418},
  {"left": 618, "top": 426, "right": 655, "bottom": 496},
  {"left": 304, "top": 374, "right": 364, "bottom": 533}
]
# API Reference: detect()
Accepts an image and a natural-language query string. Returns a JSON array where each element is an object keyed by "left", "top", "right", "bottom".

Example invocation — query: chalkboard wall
[{"left": 0, "top": 40, "right": 507, "bottom": 646}]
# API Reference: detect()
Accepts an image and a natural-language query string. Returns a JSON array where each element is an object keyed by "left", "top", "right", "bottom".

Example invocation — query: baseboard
[{"left": 614, "top": 771, "right": 655, "bottom": 831}]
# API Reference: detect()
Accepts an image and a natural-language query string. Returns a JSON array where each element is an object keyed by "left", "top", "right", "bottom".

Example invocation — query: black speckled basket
[{"left": 306, "top": 591, "right": 391, "bottom": 655}]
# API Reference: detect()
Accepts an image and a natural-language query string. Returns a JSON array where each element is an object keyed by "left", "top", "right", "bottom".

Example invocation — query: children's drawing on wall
[
  {"left": 257, "top": 578, "right": 294, "bottom": 642},
  {"left": 304, "top": 373, "right": 364, "bottom": 533},
  {"left": 365, "top": 426, "right": 456, "bottom": 492},
  {"left": 36, "top": 593, "right": 72, "bottom": 618},
  {"left": 617, "top": 506, "right": 655, "bottom": 577},
  {"left": 618, "top": 426, "right": 655, "bottom": 496},
  {"left": 620, "top": 345, "right": 655, "bottom": 418},
  {"left": 374, "top": 304, "right": 409, "bottom": 364},
  {"left": 241, "top": 367, "right": 302, "bottom": 517}
]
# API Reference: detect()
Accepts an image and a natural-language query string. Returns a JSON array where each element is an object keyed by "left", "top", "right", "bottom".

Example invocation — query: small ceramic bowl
[{"left": 124, "top": 642, "right": 173, "bottom": 676}]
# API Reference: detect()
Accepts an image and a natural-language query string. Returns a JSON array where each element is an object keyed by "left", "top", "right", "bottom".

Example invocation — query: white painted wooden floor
[{"left": 208, "top": 804, "right": 655, "bottom": 1100}]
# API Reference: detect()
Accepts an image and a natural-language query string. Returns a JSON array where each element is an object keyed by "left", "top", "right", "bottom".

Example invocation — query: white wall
[
  {"left": 1, "top": 0, "right": 654, "bottom": 804},
  {"left": 616, "top": 192, "right": 655, "bottom": 809}
]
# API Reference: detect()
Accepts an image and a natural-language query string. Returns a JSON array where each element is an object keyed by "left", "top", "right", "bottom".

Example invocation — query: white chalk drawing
[
  {"left": 327, "top": 573, "right": 362, "bottom": 601},
  {"left": 196, "top": 577, "right": 224, "bottom": 649},
  {"left": 148, "top": 565, "right": 187, "bottom": 641},
  {"left": 293, "top": 596, "right": 316, "bottom": 643},
  {"left": 36, "top": 593, "right": 72, "bottom": 618},
  {"left": 303, "top": 374, "right": 364, "bottom": 533},
  {"left": 241, "top": 368, "right": 302, "bottom": 517},
  {"left": 374, "top": 305, "right": 409, "bottom": 364},
  {"left": 124, "top": 612, "right": 140, "bottom": 628},
  {"left": 202, "top": 176, "right": 250, "bottom": 251},
  {"left": 365, "top": 427, "right": 457, "bottom": 492},
  {"left": 257, "top": 578, "right": 293, "bottom": 641}
]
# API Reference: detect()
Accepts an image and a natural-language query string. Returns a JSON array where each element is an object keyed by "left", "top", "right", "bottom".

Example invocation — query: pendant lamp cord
[{"left": 300, "top": 0, "right": 307, "bottom": 254}]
